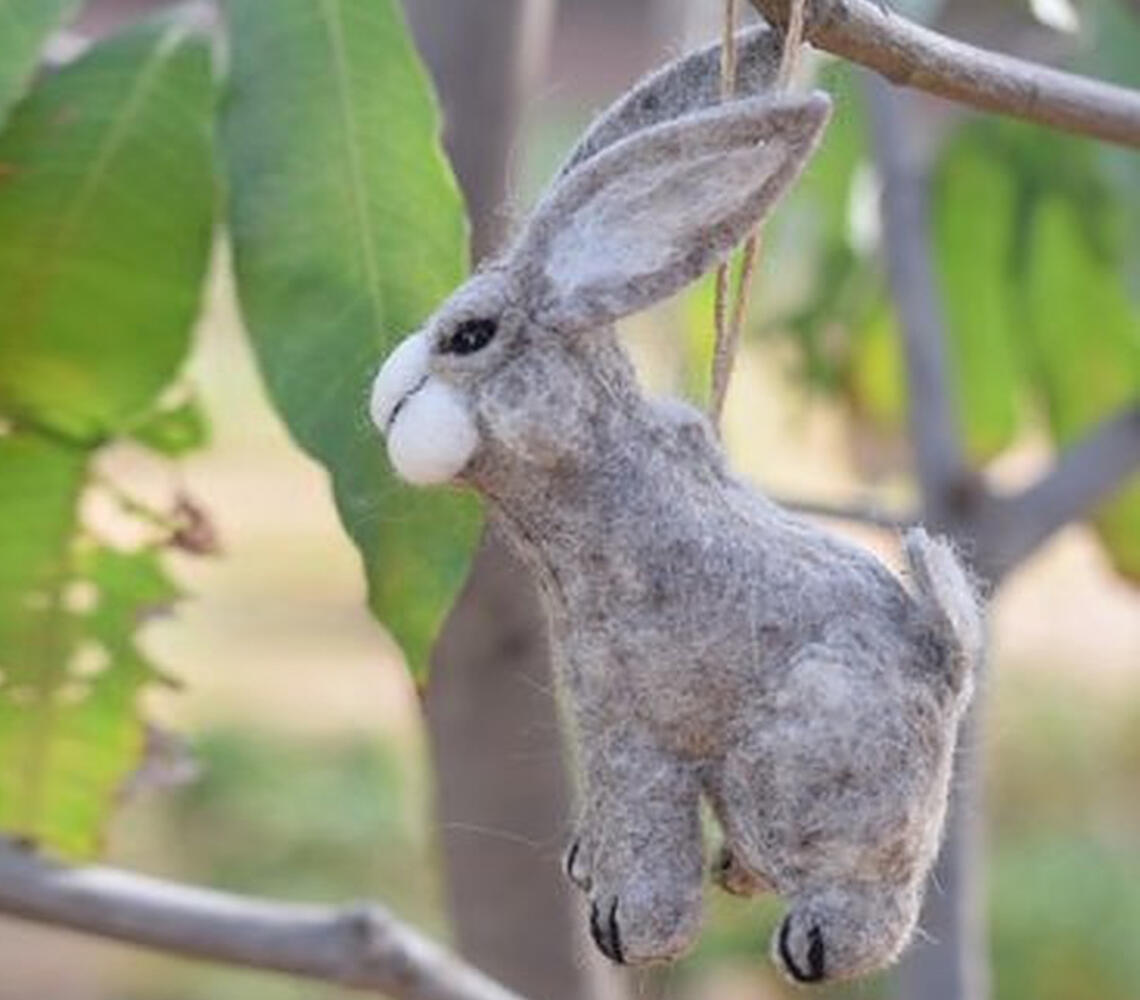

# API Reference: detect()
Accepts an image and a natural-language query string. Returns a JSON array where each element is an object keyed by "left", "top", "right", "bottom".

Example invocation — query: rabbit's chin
[{"left": 386, "top": 378, "right": 479, "bottom": 486}]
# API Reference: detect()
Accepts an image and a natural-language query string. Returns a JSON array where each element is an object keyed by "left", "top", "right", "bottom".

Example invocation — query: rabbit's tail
[{"left": 904, "top": 528, "right": 984, "bottom": 696}]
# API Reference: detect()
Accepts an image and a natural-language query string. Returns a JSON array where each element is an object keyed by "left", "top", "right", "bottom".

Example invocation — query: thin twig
[
  {"left": 776, "top": 495, "right": 919, "bottom": 530},
  {"left": 748, "top": 0, "right": 1140, "bottom": 148},
  {"left": 0, "top": 844, "right": 526, "bottom": 1000},
  {"left": 985, "top": 405, "right": 1140, "bottom": 577},
  {"left": 775, "top": 0, "right": 808, "bottom": 88},
  {"left": 866, "top": 75, "right": 969, "bottom": 518},
  {"left": 721, "top": 0, "right": 741, "bottom": 93}
]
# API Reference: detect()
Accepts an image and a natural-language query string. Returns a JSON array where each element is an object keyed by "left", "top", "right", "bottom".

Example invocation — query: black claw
[
  {"left": 564, "top": 840, "right": 591, "bottom": 891},
  {"left": 608, "top": 899, "right": 625, "bottom": 964},
  {"left": 713, "top": 847, "right": 732, "bottom": 875},
  {"left": 588, "top": 903, "right": 607, "bottom": 958},
  {"left": 564, "top": 841, "right": 579, "bottom": 880},
  {"left": 589, "top": 899, "right": 625, "bottom": 964},
  {"left": 806, "top": 925, "right": 825, "bottom": 981},
  {"left": 777, "top": 918, "right": 799, "bottom": 980},
  {"left": 778, "top": 918, "right": 826, "bottom": 983},
  {"left": 712, "top": 846, "right": 749, "bottom": 897}
]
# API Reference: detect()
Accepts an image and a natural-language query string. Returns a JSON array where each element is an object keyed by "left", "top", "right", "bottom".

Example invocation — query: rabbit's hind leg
[
  {"left": 705, "top": 644, "right": 902, "bottom": 896},
  {"left": 703, "top": 747, "right": 782, "bottom": 899}
]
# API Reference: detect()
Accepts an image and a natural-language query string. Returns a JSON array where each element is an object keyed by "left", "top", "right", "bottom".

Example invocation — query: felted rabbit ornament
[{"left": 370, "top": 26, "right": 982, "bottom": 985}]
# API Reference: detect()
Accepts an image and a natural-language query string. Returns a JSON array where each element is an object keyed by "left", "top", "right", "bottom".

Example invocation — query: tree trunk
[
  {"left": 868, "top": 73, "right": 991, "bottom": 1000},
  {"left": 425, "top": 527, "right": 586, "bottom": 1000},
  {"left": 894, "top": 692, "right": 990, "bottom": 1000},
  {"left": 405, "top": 4, "right": 591, "bottom": 1000},
  {"left": 406, "top": 0, "right": 554, "bottom": 261}
]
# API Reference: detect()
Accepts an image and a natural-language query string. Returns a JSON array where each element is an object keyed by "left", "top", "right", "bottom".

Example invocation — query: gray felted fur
[
  {"left": 557, "top": 24, "right": 783, "bottom": 179},
  {"left": 370, "top": 31, "right": 983, "bottom": 984}
]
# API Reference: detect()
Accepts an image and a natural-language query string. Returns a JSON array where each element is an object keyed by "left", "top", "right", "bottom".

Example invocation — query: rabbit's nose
[
  {"left": 370, "top": 331, "right": 431, "bottom": 433},
  {"left": 386, "top": 380, "right": 479, "bottom": 485}
]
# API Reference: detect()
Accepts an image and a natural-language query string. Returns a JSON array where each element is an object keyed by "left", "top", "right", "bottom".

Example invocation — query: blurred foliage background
[{"left": 0, "top": 0, "right": 1137, "bottom": 998}]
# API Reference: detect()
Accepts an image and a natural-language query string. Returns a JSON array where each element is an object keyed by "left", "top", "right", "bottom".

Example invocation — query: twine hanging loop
[{"left": 709, "top": 0, "right": 808, "bottom": 427}]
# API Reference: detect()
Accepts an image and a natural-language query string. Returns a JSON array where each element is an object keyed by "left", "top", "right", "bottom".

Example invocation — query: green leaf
[
  {"left": 1093, "top": 479, "right": 1140, "bottom": 583},
  {"left": 932, "top": 132, "right": 1023, "bottom": 459},
  {"left": 129, "top": 394, "right": 210, "bottom": 457},
  {"left": 0, "top": 432, "right": 86, "bottom": 649},
  {"left": 1081, "top": 0, "right": 1140, "bottom": 90},
  {"left": 796, "top": 62, "right": 868, "bottom": 247},
  {"left": 847, "top": 300, "right": 905, "bottom": 431},
  {"left": 1022, "top": 195, "right": 1140, "bottom": 580},
  {"left": 776, "top": 63, "right": 883, "bottom": 394},
  {"left": 0, "top": 432, "right": 178, "bottom": 857},
  {"left": 1084, "top": 1, "right": 1140, "bottom": 294},
  {"left": 679, "top": 271, "right": 718, "bottom": 406},
  {"left": 0, "top": 15, "right": 215, "bottom": 443},
  {"left": 220, "top": 0, "right": 477, "bottom": 680},
  {"left": 0, "top": 0, "right": 83, "bottom": 127}
]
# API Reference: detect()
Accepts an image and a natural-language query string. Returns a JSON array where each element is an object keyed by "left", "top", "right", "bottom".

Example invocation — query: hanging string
[
  {"left": 709, "top": 0, "right": 808, "bottom": 428},
  {"left": 710, "top": 0, "right": 740, "bottom": 428},
  {"left": 776, "top": 0, "right": 808, "bottom": 89},
  {"left": 720, "top": 0, "right": 741, "bottom": 99}
]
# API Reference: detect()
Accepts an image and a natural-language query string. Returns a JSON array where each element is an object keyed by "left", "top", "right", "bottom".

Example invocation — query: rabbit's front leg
[{"left": 563, "top": 720, "right": 704, "bottom": 965}]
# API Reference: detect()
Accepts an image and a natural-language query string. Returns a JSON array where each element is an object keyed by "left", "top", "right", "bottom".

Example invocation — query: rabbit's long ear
[
  {"left": 557, "top": 25, "right": 781, "bottom": 178},
  {"left": 511, "top": 93, "right": 830, "bottom": 334}
]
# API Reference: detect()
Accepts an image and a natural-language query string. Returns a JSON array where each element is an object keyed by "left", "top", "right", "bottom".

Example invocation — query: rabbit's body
[
  {"left": 465, "top": 324, "right": 973, "bottom": 975},
  {"left": 370, "top": 26, "right": 981, "bottom": 984},
  {"left": 472, "top": 333, "right": 915, "bottom": 756}
]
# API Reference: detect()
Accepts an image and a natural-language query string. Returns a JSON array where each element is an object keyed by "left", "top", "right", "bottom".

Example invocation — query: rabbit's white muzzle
[{"left": 370, "top": 331, "right": 479, "bottom": 486}]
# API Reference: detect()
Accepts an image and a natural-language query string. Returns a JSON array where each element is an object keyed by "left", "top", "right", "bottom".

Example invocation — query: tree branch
[
  {"left": 866, "top": 75, "right": 971, "bottom": 521},
  {"left": 774, "top": 495, "right": 918, "bottom": 530},
  {"left": 748, "top": 0, "right": 1140, "bottom": 148},
  {"left": 0, "top": 845, "right": 526, "bottom": 1000},
  {"left": 985, "top": 405, "right": 1140, "bottom": 577}
]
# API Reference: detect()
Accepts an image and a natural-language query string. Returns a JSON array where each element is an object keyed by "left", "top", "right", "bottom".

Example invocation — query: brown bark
[
  {"left": 0, "top": 842, "right": 527, "bottom": 1000},
  {"left": 748, "top": 0, "right": 1140, "bottom": 148},
  {"left": 425, "top": 528, "right": 584, "bottom": 1000}
]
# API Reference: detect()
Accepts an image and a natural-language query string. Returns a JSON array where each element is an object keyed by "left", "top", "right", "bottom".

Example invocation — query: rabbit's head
[
  {"left": 370, "top": 29, "right": 831, "bottom": 490},
  {"left": 368, "top": 262, "right": 612, "bottom": 488}
]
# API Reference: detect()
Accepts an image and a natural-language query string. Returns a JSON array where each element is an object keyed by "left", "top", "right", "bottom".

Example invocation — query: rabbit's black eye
[{"left": 441, "top": 318, "right": 498, "bottom": 356}]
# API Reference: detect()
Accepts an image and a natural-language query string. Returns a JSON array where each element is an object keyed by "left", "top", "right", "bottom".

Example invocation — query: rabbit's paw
[
  {"left": 711, "top": 845, "right": 774, "bottom": 897},
  {"left": 586, "top": 884, "right": 701, "bottom": 965},
  {"left": 771, "top": 887, "right": 920, "bottom": 984}
]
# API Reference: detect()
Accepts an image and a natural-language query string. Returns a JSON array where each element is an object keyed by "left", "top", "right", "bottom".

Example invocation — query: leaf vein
[{"left": 315, "top": 0, "right": 386, "bottom": 330}]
